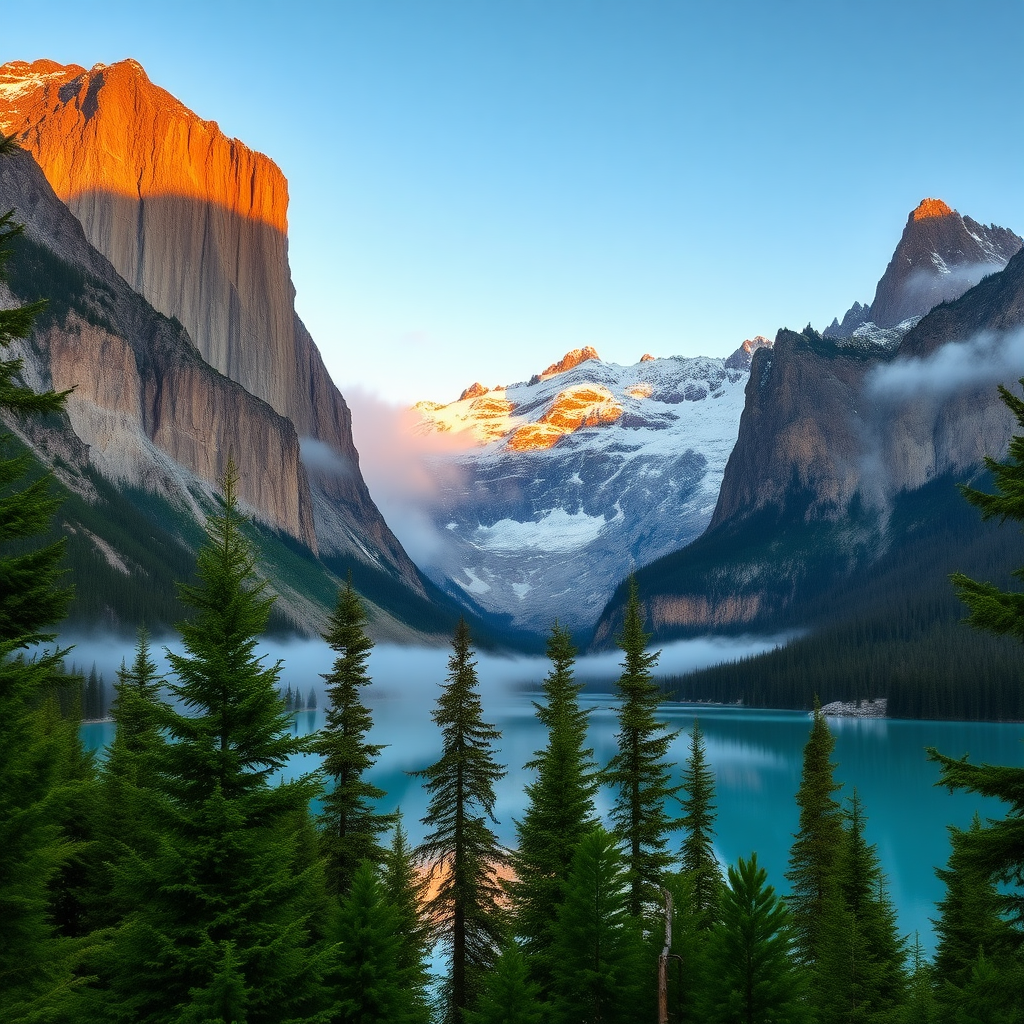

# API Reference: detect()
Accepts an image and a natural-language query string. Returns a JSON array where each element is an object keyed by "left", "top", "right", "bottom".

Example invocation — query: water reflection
[{"left": 77, "top": 638, "right": 1023, "bottom": 956}]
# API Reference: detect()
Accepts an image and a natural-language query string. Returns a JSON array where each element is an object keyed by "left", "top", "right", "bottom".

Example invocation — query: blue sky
[{"left": 4, "top": 1, "right": 1022, "bottom": 404}]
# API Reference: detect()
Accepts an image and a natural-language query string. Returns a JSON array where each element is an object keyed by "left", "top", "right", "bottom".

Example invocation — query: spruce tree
[
  {"left": 933, "top": 814, "right": 1016, "bottom": 987},
  {"left": 382, "top": 815, "right": 433, "bottom": 1024},
  {"left": 506, "top": 623, "right": 598, "bottom": 976},
  {"left": 548, "top": 826, "right": 647, "bottom": 1024},
  {"left": 465, "top": 939, "right": 544, "bottom": 1024},
  {"left": 415, "top": 618, "right": 508, "bottom": 1024},
  {"left": 929, "top": 379, "right": 1024, "bottom": 940},
  {"left": 605, "top": 580, "right": 681, "bottom": 917},
  {"left": 786, "top": 698, "right": 845, "bottom": 971},
  {"left": 678, "top": 718, "right": 722, "bottom": 930},
  {"left": 330, "top": 859, "right": 419, "bottom": 1024},
  {"left": 702, "top": 853, "right": 809, "bottom": 1024},
  {"left": 313, "top": 577, "right": 392, "bottom": 897},
  {"left": 0, "top": 132, "right": 80, "bottom": 1023},
  {"left": 103, "top": 466, "right": 328, "bottom": 1023}
]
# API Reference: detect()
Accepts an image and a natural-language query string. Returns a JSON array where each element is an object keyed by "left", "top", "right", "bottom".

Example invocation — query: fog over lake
[{"left": 72, "top": 632, "right": 1023, "bottom": 955}]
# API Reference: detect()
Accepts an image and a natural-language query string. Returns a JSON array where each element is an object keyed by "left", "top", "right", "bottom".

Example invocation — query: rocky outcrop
[
  {"left": 0, "top": 146, "right": 315, "bottom": 545},
  {"left": 0, "top": 57, "right": 422, "bottom": 588},
  {"left": 825, "top": 198, "right": 1022, "bottom": 337}
]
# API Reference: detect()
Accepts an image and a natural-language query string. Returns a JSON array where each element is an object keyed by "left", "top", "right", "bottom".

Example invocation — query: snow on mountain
[{"left": 411, "top": 344, "right": 768, "bottom": 632}]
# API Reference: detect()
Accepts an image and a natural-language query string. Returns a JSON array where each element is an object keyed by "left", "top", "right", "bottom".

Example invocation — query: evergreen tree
[
  {"left": 703, "top": 853, "right": 809, "bottom": 1024},
  {"left": 0, "top": 132, "right": 81, "bottom": 1023},
  {"left": 506, "top": 623, "right": 599, "bottom": 977},
  {"left": 548, "top": 826, "right": 647, "bottom": 1024},
  {"left": 382, "top": 814, "right": 433, "bottom": 1024},
  {"left": 678, "top": 718, "right": 722, "bottom": 929},
  {"left": 415, "top": 618, "right": 508, "bottom": 1024},
  {"left": 605, "top": 580, "right": 681, "bottom": 917},
  {"left": 817, "top": 791, "right": 907, "bottom": 1023},
  {"left": 786, "top": 699, "right": 845, "bottom": 971},
  {"left": 330, "top": 859, "right": 421, "bottom": 1024},
  {"left": 933, "top": 814, "right": 1016, "bottom": 988},
  {"left": 929, "top": 378, "right": 1024, "bottom": 935},
  {"left": 465, "top": 939, "right": 544, "bottom": 1024},
  {"left": 102, "top": 466, "right": 328, "bottom": 1023},
  {"left": 313, "top": 577, "right": 392, "bottom": 897}
]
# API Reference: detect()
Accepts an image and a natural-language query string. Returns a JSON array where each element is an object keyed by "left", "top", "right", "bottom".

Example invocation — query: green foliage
[
  {"left": 933, "top": 814, "right": 1017, "bottom": 988},
  {"left": 313, "top": 578, "right": 392, "bottom": 897},
  {"left": 548, "top": 826, "right": 647, "bottom": 1024},
  {"left": 101, "top": 465, "right": 329, "bottom": 1023},
  {"left": 605, "top": 580, "right": 681, "bottom": 917},
  {"left": 415, "top": 618, "right": 508, "bottom": 1024},
  {"left": 382, "top": 816, "right": 433, "bottom": 1024},
  {"left": 678, "top": 719, "right": 722, "bottom": 930},
  {"left": 702, "top": 853, "right": 808, "bottom": 1024},
  {"left": 465, "top": 939, "right": 543, "bottom": 1024},
  {"left": 506, "top": 623, "right": 599, "bottom": 982},
  {"left": 330, "top": 860, "right": 424, "bottom": 1024},
  {"left": 786, "top": 700, "right": 844, "bottom": 969},
  {"left": 928, "top": 380, "right": 1024, "bottom": 953}
]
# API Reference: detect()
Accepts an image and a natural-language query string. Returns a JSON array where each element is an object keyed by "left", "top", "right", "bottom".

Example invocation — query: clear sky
[{"left": 3, "top": 0, "right": 1022, "bottom": 405}]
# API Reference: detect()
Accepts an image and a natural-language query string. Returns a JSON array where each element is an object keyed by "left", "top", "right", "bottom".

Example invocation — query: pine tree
[
  {"left": 548, "top": 826, "right": 647, "bottom": 1024},
  {"left": 313, "top": 577, "right": 392, "bottom": 897},
  {"left": 929, "top": 378, "right": 1024, "bottom": 935},
  {"left": 818, "top": 790, "right": 907, "bottom": 1022},
  {"left": 382, "top": 815, "right": 433, "bottom": 1024},
  {"left": 703, "top": 853, "right": 809, "bottom": 1024},
  {"left": 465, "top": 939, "right": 544, "bottom": 1024},
  {"left": 678, "top": 718, "right": 722, "bottom": 930},
  {"left": 786, "top": 699, "right": 845, "bottom": 971},
  {"left": 330, "top": 859, "right": 420, "bottom": 1024},
  {"left": 102, "top": 466, "right": 329, "bottom": 1023},
  {"left": 0, "top": 132, "right": 81, "bottom": 1023},
  {"left": 933, "top": 814, "right": 1016, "bottom": 988},
  {"left": 506, "top": 623, "right": 599, "bottom": 977},
  {"left": 605, "top": 580, "right": 681, "bottom": 917},
  {"left": 415, "top": 618, "right": 508, "bottom": 1024}
]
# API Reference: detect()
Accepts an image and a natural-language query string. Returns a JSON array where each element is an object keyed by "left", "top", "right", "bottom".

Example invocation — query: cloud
[
  {"left": 903, "top": 263, "right": 1000, "bottom": 310},
  {"left": 345, "top": 387, "right": 479, "bottom": 567},
  {"left": 299, "top": 436, "right": 354, "bottom": 478},
  {"left": 865, "top": 327, "right": 1024, "bottom": 405}
]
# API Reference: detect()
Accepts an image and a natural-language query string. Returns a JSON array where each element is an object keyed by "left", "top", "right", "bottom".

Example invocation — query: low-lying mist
[{"left": 60, "top": 630, "right": 789, "bottom": 714}]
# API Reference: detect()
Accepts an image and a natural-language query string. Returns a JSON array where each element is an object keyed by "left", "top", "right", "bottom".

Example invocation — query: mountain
[
  {"left": 593, "top": 241, "right": 1024, "bottom": 653},
  {"left": 0, "top": 58, "right": 420, "bottom": 597},
  {"left": 824, "top": 198, "right": 1021, "bottom": 338},
  {"left": 0, "top": 59, "right": 490, "bottom": 642},
  {"left": 412, "top": 338, "right": 772, "bottom": 633}
]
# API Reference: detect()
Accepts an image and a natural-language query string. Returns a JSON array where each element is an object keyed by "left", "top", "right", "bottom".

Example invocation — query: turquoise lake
[{"left": 77, "top": 638, "right": 1024, "bottom": 956}]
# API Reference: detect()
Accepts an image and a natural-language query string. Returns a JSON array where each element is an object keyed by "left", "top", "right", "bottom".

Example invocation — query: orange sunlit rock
[
  {"left": 0, "top": 59, "right": 288, "bottom": 232},
  {"left": 507, "top": 384, "right": 622, "bottom": 451},
  {"left": 639, "top": 353, "right": 655, "bottom": 362},
  {"left": 912, "top": 198, "right": 954, "bottom": 221},
  {"left": 627, "top": 382, "right": 653, "bottom": 399},
  {"left": 538, "top": 345, "right": 601, "bottom": 380}
]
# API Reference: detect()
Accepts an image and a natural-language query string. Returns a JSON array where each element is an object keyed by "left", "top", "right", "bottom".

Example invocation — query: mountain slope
[
  {"left": 825, "top": 198, "right": 1021, "bottom": 337},
  {"left": 412, "top": 339, "right": 772, "bottom": 633},
  {"left": 0, "top": 57, "right": 419, "bottom": 587},
  {"left": 594, "top": 244, "right": 1024, "bottom": 647}
]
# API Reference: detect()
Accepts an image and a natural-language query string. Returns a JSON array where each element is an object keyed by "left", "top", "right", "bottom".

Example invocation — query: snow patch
[
  {"left": 473, "top": 508, "right": 609, "bottom": 553},
  {"left": 457, "top": 567, "right": 491, "bottom": 595}
]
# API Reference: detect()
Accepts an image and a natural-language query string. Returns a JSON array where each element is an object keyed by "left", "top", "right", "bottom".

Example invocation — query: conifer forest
[{"left": 2, "top": 137, "right": 1024, "bottom": 1023}]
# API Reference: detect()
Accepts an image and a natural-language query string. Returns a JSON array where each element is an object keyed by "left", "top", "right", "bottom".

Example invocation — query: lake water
[{"left": 79, "top": 641, "right": 1024, "bottom": 956}]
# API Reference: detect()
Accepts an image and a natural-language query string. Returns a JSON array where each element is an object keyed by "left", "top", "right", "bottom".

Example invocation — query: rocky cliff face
[
  {"left": 825, "top": 198, "right": 1022, "bottom": 337},
  {"left": 593, "top": 247, "right": 1024, "bottom": 643},
  {"left": 0, "top": 58, "right": 419, "bottom": 585},
  {"left": 0, "top": 146, "right": 315, "bottom": 547}
]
